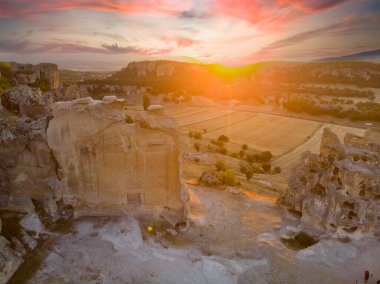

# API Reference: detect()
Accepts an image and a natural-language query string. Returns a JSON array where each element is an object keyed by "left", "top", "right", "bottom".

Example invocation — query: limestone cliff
[
  {"left": 0, "top": 86, "right": 58, "bottom": 215},
  {"left": 279, "top": 128, "right": 380, "bottom": 239},
  {"left": 47, "top": 97, "right": 187, "bottom": 221},
  {"left": 9, "top": 62, "right": 59, "bottom": 90}
]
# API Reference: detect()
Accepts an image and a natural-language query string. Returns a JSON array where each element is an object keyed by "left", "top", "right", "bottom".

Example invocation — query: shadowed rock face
[
  {"left": 10, "top": 62, "right": 59, "bottom": 90},
  {"left": 279, "top": 128, "right": 380, "bottom": 239},
  {"left": 0, "top": 86, "right": 58, "bottom": 215},
  {"left": 47, "top": 97, "right": 188, "bottom": 221}
]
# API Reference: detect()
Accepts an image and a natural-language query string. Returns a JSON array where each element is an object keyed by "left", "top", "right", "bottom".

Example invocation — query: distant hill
[{"left": 316, "top": 49, "right": 380, "bottom": 62}]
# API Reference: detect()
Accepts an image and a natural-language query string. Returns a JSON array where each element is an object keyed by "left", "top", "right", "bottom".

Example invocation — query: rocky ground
[{"left": 7, "top": 185, "right": 379, "bottom": 284}]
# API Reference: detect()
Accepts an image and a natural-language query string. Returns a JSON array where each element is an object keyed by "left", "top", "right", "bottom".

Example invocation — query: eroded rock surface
[
  {"left": 279, "top": 128, "right": 380, "bottom": 239},
  {"left": 0, "top": 218, "right": 23, "bottom": 284},
  {"left": 9, "top": 62, "right": 59, "bottom": 90},
  {"left": 0, "top": 86, "right": 58, "bottom": 215},
  {"left": 47, "top": 97, "right": 188, "bottom": 221}
]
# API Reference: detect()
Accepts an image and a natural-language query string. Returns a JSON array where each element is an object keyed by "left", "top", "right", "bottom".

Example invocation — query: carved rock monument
[{"left": 47, "top": 97, "right": 187, "bottom": 221}]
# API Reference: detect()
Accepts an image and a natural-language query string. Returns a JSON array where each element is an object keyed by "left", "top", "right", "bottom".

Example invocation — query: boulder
[
  {"left": 1, "top": 86, "right": 47, "bottom": 118},
  {"left": 199, "top": 171, "right": 222, "bottom": 186}
]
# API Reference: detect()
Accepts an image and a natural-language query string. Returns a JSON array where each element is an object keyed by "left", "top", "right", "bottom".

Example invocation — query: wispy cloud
[
  {"left": 0, "top": 0, "right": 191, "bottom": 18},
  {"left": 0, "top": 40, "right": 172, "bottom": 55},
  {"left": 93, "top": 32, "right": 126, "bottom": 41},
  {"left": 161, "top": 36, "right": 199, "bottom": 47}
]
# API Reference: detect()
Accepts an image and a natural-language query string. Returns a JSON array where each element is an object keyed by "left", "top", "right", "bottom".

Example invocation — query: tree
[
  {"left": 242, "top": 143, "right": 248, "bottom": 150},
  {"left": 194, "top": 142, "right": 200, "bottom": 152},
  {"left": 245, "top": 169, "right": 254, "bottom": 181},
  {"left": 215, "top": 160, "right": 226, "bottom": 172},
  {"left": 222, "top": 170, "right": 238, "bottom": 186},
  {"left": 262, "top": 163, "right": 271, "bottom": 172},
  {"left": 143, "top": 92, "right": 151, "bottom": 110}
]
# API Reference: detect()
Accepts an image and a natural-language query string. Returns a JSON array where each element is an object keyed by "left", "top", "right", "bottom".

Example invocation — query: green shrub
[
  {"left": 194, "top": 142, "right": 200, "bottom": 152},
  {"left": 216, "top": 147, "right": 228, "bottom": 155},
  {"left": 260, "top": 151, "right": 273, "bottom": 162},
  {"left": 218, "top": 135, "right": 230, "bottom": 143},
  {"left": 251, "top": 165, "right": 264, "bottom": 174},
  {"left": 125, "top": 115, "right": 134, "bottom": 124},
  {"left": 222, "top": 170, "right": 238, "bottom": 186},
  {"left": 230, "top": 152, "right": 239, "bottom": 158},
  {"left": 274, "top": 166, "right": 281, "bottom": 174},
  {"left": 188, "top": 131, "right": 194, "bottom": 138},
  {"left": 262, "top": 163, "right": 271, "bottom": 172},
  {"left": 240, "top": 164, "right": 248, "bottom": 174},
  {"left": 242, "top": 144, "right": 248, "bottom": 150},
  {"left": 211, "top": 139, "right": 224, "bottom": 147},
  {"left": 193, "top": 132, "right": 202, "bottom": 139},
  {"left": 215, "top": 160, "right": 226, "bottom": 172},
  {"left": 239, "top": 149, "right": 245, "bottom": 159},
  {"left": 245, "top": 169, "right": 254, "bottom": 181},
  {"left": 143, "top": 92, "right": 151, "bottom": 110}
]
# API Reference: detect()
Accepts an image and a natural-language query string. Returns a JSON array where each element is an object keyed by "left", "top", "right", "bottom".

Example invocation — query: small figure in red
[{"left": 364, "top": 270, "right": 369, "bottom": 282}]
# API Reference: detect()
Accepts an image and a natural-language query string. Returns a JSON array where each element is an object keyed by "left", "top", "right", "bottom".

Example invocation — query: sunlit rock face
[
  {"left": 47, "top": 97, "right": 187, "bottom": 221},
  {"left": 279, "top": 128, "right": 380, "bottom": 239}
]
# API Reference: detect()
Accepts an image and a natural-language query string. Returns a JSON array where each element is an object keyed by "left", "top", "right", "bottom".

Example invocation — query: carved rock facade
[
  {"left": 279, "top": 128, "right": 380, "bottom": 239},
  {"left": 47, "top": 97, "right": 187, "bottom": 221}
]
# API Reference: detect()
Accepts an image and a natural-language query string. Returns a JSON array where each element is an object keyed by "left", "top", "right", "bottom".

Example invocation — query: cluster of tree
[
  {"left": 285, "top": 97, "right": 380, "bottom": 121},
  {"left": 29, "top": 77, "right": 51, "bottom": 92},
  {"left": 285, "top": 86, "right": 375, "bottom": 100}
]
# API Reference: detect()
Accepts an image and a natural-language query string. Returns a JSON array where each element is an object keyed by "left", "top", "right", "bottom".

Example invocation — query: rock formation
[
  {"left": 0, "top": 86, "right": 58, "bottom": 216},
  {"left": 279, "top": 128, "right": 380, "bottom": 239},
  {"left": 0, "top": 218, "right": 22, "bottom": 284},
  {"left": 9, "top": 62, "right": 59, "bottom": 90},
  {"left": 47, "top": 97, "right": 188, "bottom": 222}
]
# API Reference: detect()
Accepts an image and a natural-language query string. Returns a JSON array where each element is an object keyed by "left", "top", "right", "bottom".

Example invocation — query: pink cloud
[
  {"left": 0, "top": 0, "right": 191, "bottom": 18},
  {"left": 209, "top": 0, "right": 351, "bottom": 31},
  {"left": 276, "top": 0, "right": 351, "bottom": 13},
  {"left": 161, "top": 36, "right": 200, "bottom": 47}
]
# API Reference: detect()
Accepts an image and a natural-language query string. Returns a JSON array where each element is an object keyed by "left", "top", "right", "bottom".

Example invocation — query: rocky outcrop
[
  {"left": 10, "top": 62, "right": 59, "bottom": 90},
  {"left": 279, "top": 128, "right": 380, "bottom": 239},
  {"left": 0, "top": 218, "right": 22, "bottom": 284},
  {"left": 0, "top": 86, "right": 58, "bottom": 216},
  {"left": 47, "top": 97, "right": 188, "bottom": 222},
  {"left": 1, "top": 86, "right": 47, "bottom": 118}
]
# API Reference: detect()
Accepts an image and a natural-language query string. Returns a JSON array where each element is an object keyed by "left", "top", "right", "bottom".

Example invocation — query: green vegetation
[
  {"left": 246, "top": 151, "right": 273, "bottom": 163},
  {"left": 125, "top": 115, "right": 134, "bottom": 124},
  {"left": 215, "top": 160, "right": 226, "bottom": 172},
  {"left": 217, "top": 135, "right": 230, "bottom": 143},
  {"left": 242, "top": 144, "right": 248, "bottom": 150},
  {"left": 274, "top": 166, "right": 282, "bottom": 174},
  {"left": 245, "top": 169, "right": 254, "bottom": 181},
  {"left": 143, "top": 92, "right": 151, "bottom": 110},
  {"left": 216, "top": 147, "right": 228, "bottom": 155},
  {"left": 262, "top": 163, "right": 271, "bottom": 172},
  {"left": 285, "top": 96, "right": 380, "bottom": 122},
  {"left": 222, "top": 170, "right": 238, "bottom": 186},
  {"left": 194, "top": 142, "right": 200, "bottom": 152},
  {"left": 0, "top": 76, "right": 11, "bottom": 93},
  {"left": 193, "top": 132, "right": 202, "bottom": 139},
  {"left": 29, "top": 77, "right": 51, "bottom": 92}
]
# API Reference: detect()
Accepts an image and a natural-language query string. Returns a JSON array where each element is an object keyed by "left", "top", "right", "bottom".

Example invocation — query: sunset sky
[{"left": 0, "top": 0, "right": 379, "bottom": 70}]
